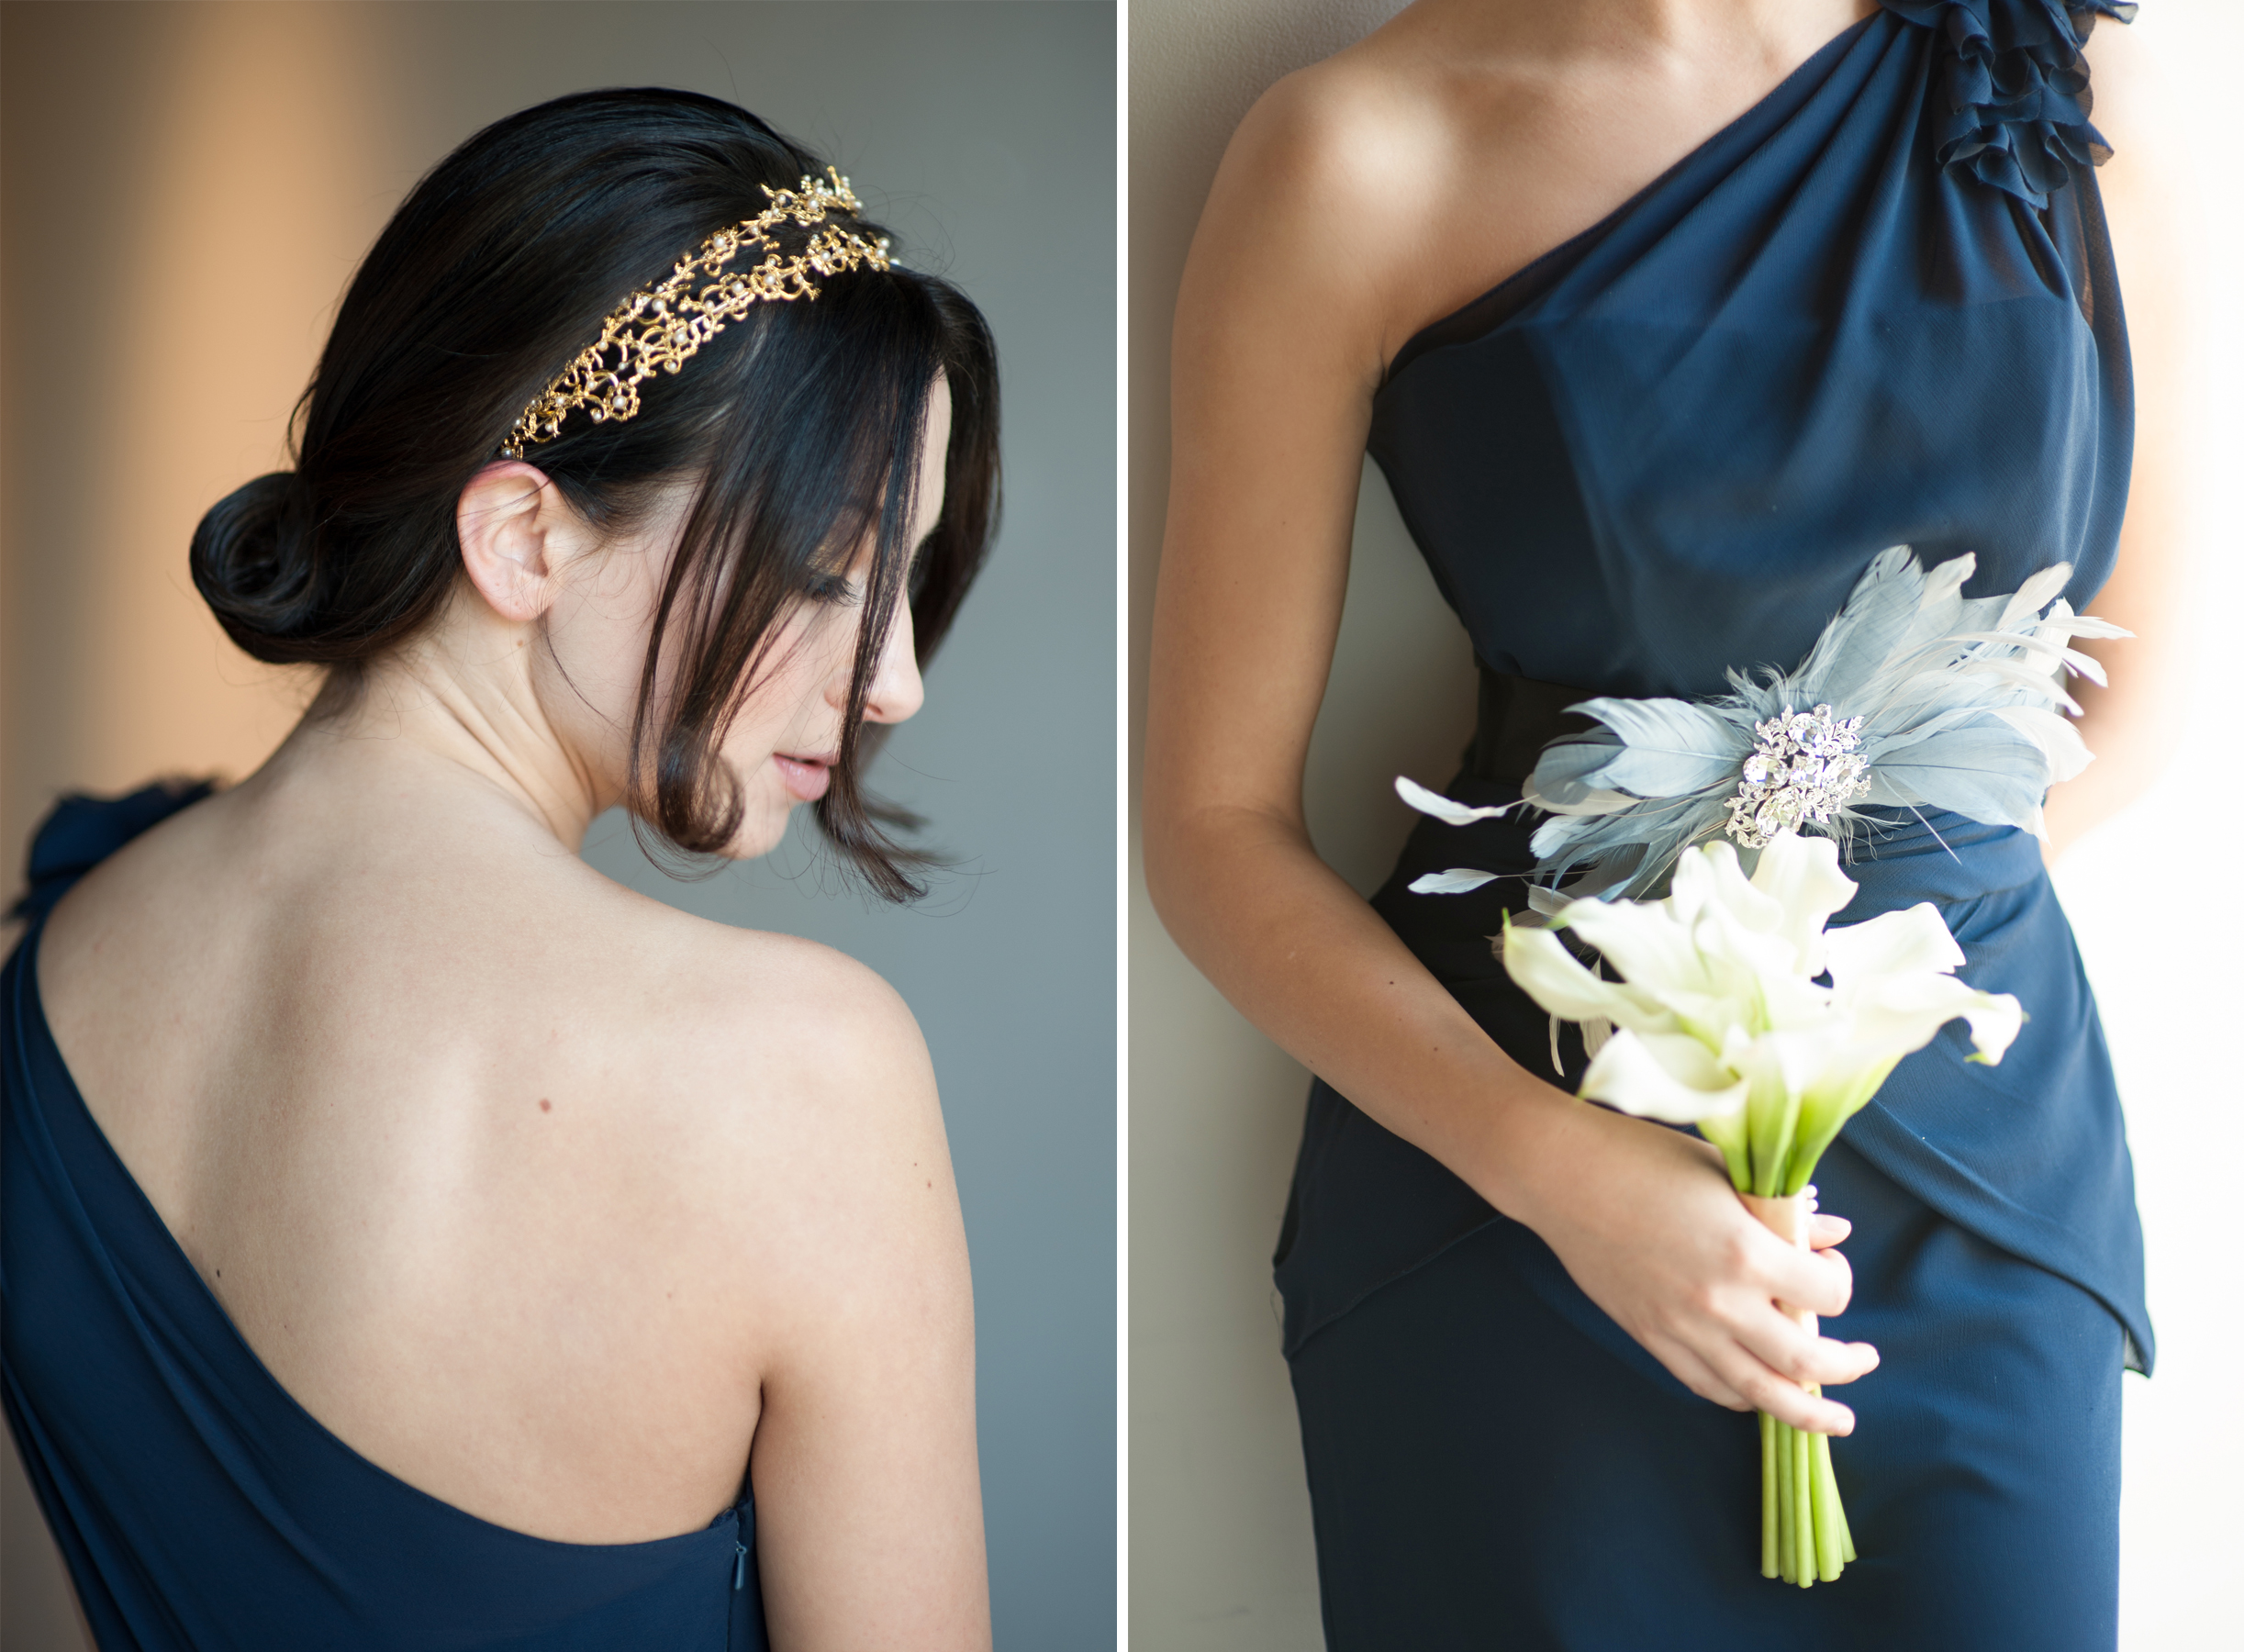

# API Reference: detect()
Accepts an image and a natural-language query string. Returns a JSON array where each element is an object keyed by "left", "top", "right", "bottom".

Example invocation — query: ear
[{"left": 455, "top": 461, "right": 577, "bottom": 623}]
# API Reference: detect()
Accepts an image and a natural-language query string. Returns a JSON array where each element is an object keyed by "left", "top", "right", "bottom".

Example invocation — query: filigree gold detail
[{"left": 499, "top": 168, "right": 890, "bottom": 458}]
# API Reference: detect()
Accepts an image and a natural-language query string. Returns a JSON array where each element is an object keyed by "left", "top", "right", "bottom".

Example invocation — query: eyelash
[{"left": 803, "top": 534, "right": 934, "bottom": 608}]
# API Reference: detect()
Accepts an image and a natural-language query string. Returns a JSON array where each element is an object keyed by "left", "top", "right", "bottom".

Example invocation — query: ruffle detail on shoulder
[
  {"left": 1879, "top": 0, "right": 2137, "bottom": 207},
  {"left": 11, "top": 779, "right": 216, "bottom": 923}
]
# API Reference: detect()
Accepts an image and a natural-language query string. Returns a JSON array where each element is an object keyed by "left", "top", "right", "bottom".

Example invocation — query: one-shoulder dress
[
  {"left": 1273, "top": 4, "right": 2150, "bottom": 1647},
  {"left": 3, "top": 786, "right": 771, "bottom": 1649}
]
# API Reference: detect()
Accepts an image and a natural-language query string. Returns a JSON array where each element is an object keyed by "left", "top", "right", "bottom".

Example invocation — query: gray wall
[
  {"left": 0, "top": 5, "right": 1114, "bottom": 1647},
  {"left": 1125, "top": 3, "right": 1437, "bottom": 1647}
]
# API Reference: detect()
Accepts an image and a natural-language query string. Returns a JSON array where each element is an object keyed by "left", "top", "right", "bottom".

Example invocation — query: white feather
[
  {"left": 1408, "top": 868, "right": 1502, "bottom": 895},
  {"left": 1394, "top": 776, "right": 1522, "bottom": 826}
]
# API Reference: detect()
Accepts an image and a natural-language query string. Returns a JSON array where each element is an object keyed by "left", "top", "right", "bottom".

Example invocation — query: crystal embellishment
[{"left": 1722, "top": 704, "right": 1870, "bottom": 849}]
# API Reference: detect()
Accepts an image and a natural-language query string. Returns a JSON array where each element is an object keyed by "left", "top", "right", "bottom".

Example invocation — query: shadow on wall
[
  {"left": 0, "top": 0, "right": 369, "bottom": 863},
  {"left": 1127, "top": 3, "right": 1471, "bottom": 1649}
]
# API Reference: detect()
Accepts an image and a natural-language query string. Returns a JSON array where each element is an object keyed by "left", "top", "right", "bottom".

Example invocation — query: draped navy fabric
[
  {"left": 3, "top": 787, "right": 770, "bottom": 1650},
  {"left": 1276, "top": 3, "right": 2149, "bottom": 1645}
]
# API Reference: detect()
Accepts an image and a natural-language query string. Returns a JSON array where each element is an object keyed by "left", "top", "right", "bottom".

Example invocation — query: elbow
[
  {"left": 1138, "top": 793, "right": 1192, "bottom": 936},
  {"left": 1140, "top": 787, "right": 1305, "bottom": 945}
]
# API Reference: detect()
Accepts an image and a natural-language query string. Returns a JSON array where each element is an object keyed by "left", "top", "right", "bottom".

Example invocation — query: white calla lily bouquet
[{"left": 1470, "top": 826, "right": 2020, "bottom": 1585}]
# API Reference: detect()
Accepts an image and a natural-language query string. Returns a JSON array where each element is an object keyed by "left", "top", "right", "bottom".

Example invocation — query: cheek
[
  {"left": 537, "top": 571, "right": 660, "bottom": 765},
  {"left": 707, "top": 620, "right": 839, "bottom": 782}
]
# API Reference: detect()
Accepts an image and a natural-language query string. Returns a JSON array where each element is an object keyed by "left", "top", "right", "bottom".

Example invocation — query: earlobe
[{"left": 456, "top": 461, "right": 564, "bottom": 623}]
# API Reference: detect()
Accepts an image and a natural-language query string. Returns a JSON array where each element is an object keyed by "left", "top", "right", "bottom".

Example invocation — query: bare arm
[
  {"left": 2045, "top": 16, "right": 2199, "bottom": 857},
  {"left": 740, "top": 966, "right": 988, "bottom": 1652},
  {"left": 1142, "top": 63, "right": 1870, "bottom": 1436}
]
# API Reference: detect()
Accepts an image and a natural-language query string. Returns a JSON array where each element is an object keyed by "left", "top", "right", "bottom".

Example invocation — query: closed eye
[{"left": 802, "top": 570, "right": 861, "bottom": 607}]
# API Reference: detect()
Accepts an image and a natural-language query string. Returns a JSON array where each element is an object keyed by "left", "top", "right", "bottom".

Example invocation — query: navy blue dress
[
  {"left": 3, "top": 786, "right": 771, "bottom": 1649},
  {"left": 1275, "top": 4, "right": 2149, "bottom": 1646}
]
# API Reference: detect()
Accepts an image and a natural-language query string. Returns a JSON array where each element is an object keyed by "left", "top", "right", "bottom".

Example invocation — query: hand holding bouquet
[{"left": 1495, "top": 829, "right": 2021, "bottom": 1586}]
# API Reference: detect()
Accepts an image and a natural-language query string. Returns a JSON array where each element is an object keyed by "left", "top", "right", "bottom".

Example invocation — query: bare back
[{"left": 34, "top": 725, "right": 983, "bottom": 1638}]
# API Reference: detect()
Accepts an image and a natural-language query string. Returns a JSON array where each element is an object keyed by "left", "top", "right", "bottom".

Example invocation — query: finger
[
  {"left": 1808, "top": 1212, "right": 1852, "bottom": 1249},
  {"left": 1709, "top": 1338, "right": 1863, "bottom": 1435},
  {"left": 1808, "top": 1243, "right": 1852, "bottom": 1309},
  {"left": 1735, "top": 1303, "right": 1881, "bottom": 1392},
  {"left": 1765, "top": 1241, "right": 1854, "bottom": 1319},
  {"left": 1644, "top": 1333, "right": 1751, "bottom": 1413}
]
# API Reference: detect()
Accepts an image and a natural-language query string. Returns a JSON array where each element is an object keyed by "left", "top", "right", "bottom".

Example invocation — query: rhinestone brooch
[{"left": 1722, "top": 703, "right": 1871, "bottom": 849}]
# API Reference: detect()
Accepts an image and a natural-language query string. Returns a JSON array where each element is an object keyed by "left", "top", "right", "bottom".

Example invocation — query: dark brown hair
[{"left": 190, "top": 88, "right": 999, "bottom": 899}]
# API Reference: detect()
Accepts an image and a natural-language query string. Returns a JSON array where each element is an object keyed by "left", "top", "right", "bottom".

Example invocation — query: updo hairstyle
[{"left": 190, "top": 88, "right": 999, "bottom": 900}]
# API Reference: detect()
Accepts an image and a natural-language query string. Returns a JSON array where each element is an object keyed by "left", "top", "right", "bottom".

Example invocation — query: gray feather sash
[{"left": 1399, "top": 547, "right": 2127, "bottom": 907}]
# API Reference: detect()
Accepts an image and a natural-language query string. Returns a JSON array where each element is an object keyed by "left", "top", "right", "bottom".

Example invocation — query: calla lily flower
[{"left": 1501, "top": 830, "right": 2020, "bottom": 1197}]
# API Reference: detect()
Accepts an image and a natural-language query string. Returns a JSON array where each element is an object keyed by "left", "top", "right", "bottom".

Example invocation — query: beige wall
[
  {"left": 1127, "top": 4, "right": 2244, "bottom": 1651},
  {"left": 3, "top": 10, "right": 388, "bottom": 1642},
  {"left": 0, "top": 2, "right": 385, "bottom": 869}
]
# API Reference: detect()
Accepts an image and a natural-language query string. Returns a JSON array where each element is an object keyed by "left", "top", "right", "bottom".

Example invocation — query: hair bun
[{"left": 189, "top": 469, "right": 326, "bottom": 664}]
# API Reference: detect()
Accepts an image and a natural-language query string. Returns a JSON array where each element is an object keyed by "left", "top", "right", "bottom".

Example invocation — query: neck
[
  {"left": 255, "top": 614, "right": 613, "bottom": 856},
  {"left": 1406, "top": 0, "right": 1874, "bottom": 55}
]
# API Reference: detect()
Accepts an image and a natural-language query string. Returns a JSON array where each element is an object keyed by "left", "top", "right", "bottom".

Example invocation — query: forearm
[{"left": 1143, "top": 799, "right": 1583, "bottom": 1225}]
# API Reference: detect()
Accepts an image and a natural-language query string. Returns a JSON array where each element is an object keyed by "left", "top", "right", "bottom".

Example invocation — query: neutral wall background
[
  {"left": 1126, "top": 3, "right": 2242, "bottom": 1649},
  {"left": 0, "top": 5, "right": 1115, "bottom": 1648},
  {"left": 1128, "top": 4, "right": 1423, "bottom": 1647}
]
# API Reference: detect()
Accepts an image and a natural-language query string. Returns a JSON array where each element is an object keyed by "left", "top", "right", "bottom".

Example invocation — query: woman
[
  {"left": 1144, "top": 0, "right": 2183, "bottom": 1646},
  {"left": 5, "top": 89, "right": 998, "bottom": 1650}
]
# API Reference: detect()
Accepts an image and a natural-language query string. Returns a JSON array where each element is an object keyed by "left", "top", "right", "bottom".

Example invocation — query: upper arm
[
  {"left": 718, "top": 952, "right": 985, "bottom": 1651},
  {"left": 1144, "top": 69, "right": 1437, "bottom": 863}
]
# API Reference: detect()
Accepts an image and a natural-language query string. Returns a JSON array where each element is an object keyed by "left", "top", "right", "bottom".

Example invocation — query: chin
[{"left": 720, "top": 799, "right": 798, "bottom": 862}]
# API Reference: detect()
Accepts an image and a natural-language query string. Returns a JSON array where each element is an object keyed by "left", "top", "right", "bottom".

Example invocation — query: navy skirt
[{"left": 1284, "top": 1132, "right": 2123, "bottom": 1649}]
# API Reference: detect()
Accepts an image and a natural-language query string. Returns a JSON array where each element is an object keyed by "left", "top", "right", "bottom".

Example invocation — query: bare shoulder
[
  {"left": 1221, "top": 35, "right": 1452, "bottom": 215},
  {"left": 1187, "top": 32, "right": 1489, "bottom": 374},
  {"left": 1219, "top": 3, "right": 1548, "bottom": 212},
  {"left": 1186, "top": 4, "right": 1624, "bottom": 374},
  {"left": 599, "top": 886, "right": 939, "bottom": 1143},
  {"left": 583, "top": 886, "right": 962, "bottom": 1303}
]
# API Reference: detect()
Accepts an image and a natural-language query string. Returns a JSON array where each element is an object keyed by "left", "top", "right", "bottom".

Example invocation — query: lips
[{"left": 773, "top": 752, "right": 834, "bottom": 803}]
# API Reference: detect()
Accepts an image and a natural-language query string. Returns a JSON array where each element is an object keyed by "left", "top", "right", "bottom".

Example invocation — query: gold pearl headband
[{"left": 499, "top": 168, "right": 891, "bottom": 459}]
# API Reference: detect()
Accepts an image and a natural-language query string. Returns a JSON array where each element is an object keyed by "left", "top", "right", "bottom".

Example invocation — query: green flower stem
[
  {"left": 1776, "top": 1418, "right": 1796, "bottom": 1583},
  {"left": 1818, "top": 1430, "right": 1857, "bottom": 1564},
  {"left": 1811, "top": 1431, "right": 1847, "bottom": 1579},
  {"left": 1792, "top": 1415, "right": 1814, "bottom": 1588},
  {"left": 1759, "top": 1411, "right": 1779, "bottom": 1579},
  {"left": 1761, "top": 1414, "right": 1857, "bottom": 1587}
]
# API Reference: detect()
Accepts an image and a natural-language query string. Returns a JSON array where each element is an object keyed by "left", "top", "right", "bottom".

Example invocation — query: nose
[{"left": 855, "top": 597, "right": 924, "bottom": 725}]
